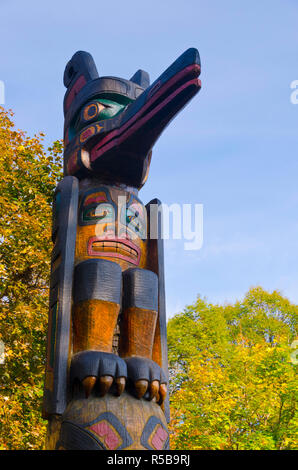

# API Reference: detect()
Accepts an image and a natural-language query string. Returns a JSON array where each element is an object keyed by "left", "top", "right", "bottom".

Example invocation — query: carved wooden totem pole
[{"left": 42, "top": 48, "right": 201, "bottom": 450}]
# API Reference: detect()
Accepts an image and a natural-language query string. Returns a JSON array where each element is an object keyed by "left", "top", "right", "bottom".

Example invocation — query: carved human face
[{"left": 75, "top": 185, "right": 147, "bottom": 270}]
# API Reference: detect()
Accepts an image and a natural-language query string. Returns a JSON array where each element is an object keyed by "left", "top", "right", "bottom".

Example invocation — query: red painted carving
[
  {"left": 80, "top": 127, "right": 95, "bottom": 142},
  {"left": 151, "top": 424, "right": 168, "bottom": 450},
  {"left": 90, "top": 420, "right": 120, "bottom": 450},
  {"left": 65, "top": 75, "right": 87, "bottom": 111}
]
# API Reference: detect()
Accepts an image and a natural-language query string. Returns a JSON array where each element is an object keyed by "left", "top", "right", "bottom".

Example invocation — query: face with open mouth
[{"left": 75, "top": 185, "right": 147, "bottom": 269}]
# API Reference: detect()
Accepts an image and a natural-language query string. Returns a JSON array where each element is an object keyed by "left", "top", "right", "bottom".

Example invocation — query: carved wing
[
  {"left": 145, "top": 199, "right": 170, "bottom": 423},
  {"left": 43, "top": 176, "right": 79, "bottom": 417}
]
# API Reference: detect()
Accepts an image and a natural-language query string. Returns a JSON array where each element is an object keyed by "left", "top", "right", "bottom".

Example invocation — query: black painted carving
[
  {"left": 123, "top": 268, "right": 158, "bottom": 311},
  {"left": 73, "top": 259, "right": 122, "bottom": 304},
  {"left": 140, "top": 415, "right": 169, "bottom": 450},
  {"left": 125, "top": 356, "right": 167, "bottom": 384},
  {"left": 70, "top": 351, "right": 127, "bottom": 384},
  {"left": 43, "top": 176, "right": 79, "bottom": 417}
]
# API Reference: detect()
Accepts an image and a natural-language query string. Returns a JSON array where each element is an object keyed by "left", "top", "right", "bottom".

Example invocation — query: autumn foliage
[
  {"left": 0, "top": 108, "right": 297, "bottom": 450},
  {"left": 168, "top": 288, "right": 298, "bottom": 449},
  {"left": 0, "top": 108, "right": 63, "bottom": 449}
]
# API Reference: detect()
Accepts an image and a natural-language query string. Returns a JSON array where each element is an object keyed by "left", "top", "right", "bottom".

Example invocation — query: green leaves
[{"left": 168, "top": 288, "right": 298, "bottom": 450}]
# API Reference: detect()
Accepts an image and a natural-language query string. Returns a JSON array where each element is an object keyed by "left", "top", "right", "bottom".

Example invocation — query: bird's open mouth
[
  {"left": 63, "top": 48, "right": 201, "bottom": 187},
  {"left": 87, "top": 237, "right": 141, "bottom": 265},
  {"left": 89, "top": 62, "right": 201, "bottom": 164}
]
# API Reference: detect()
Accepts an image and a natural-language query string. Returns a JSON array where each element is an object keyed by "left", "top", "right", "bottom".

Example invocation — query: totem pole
[{"left": 42, "top": 48, "right": 201, "bottom": 450}]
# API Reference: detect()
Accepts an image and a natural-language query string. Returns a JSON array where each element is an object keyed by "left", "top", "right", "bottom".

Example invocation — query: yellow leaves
[
  {"left": 0, "top": 108, "right": 63, "bottom": 450},
  {"left": 168, "top": 287, "right": 298, "bottom": 450}
]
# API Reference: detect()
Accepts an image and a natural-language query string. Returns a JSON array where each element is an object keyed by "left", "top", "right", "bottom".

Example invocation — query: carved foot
[
  {"left": 124, "top": 357, "right": 167, "bottom": 405},
  {"left": 70, "top": 351, "right": 127, "bottom": 398}
]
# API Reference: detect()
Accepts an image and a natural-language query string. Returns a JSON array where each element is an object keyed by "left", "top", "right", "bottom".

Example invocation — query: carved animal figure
[{"left": 43, "top": 49, "right": 201, "bottom": 450}]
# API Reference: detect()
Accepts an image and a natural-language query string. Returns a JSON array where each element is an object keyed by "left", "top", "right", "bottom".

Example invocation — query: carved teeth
[
  {"left": 81, "top": 149, "right": 91, "bottom": 169},
  {"left": 92, "top": 241, "right": 138, "bottom": 259}
]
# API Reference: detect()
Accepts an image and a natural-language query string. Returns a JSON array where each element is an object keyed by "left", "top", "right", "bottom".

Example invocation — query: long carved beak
[{"left": 88, "top": 48, "right": 201, "bottom": 186}]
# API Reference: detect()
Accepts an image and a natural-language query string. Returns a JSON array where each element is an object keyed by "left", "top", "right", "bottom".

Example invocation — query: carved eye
[
  {"left": 123, "top": 204, "right": 146, "bottom": 239},
  {"left": 81, "top": 99, "right": 126, "bottom": 125},
  {"left": 82, "top": 102, "right": 105, "bottom": 122},
  {"left": 126, "top": 209, "right": 139, "bottom": 225},
  {"left": 84, "top": 207, "right": 106, "bottom": 221},
  {"left": 83, "top": 203, "right": 113, "bottom": 222},
  {"left": 87, "top": 208, "right": 107, "bottom": 219}
]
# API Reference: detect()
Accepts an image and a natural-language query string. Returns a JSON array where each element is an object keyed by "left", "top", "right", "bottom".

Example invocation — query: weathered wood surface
[
  {"left": 46, "top": 393, "right": 168, "bottom": 450},
  {"left": 43, "top": 48, "right": 201, "bottom": 450}
]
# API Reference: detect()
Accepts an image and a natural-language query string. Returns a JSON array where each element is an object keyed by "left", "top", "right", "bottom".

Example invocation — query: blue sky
[{"left": 1, "top": 0, "right": 298, "bottom": 316}]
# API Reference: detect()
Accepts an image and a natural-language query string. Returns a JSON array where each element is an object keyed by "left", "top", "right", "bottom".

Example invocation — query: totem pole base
[{"left": 45, "top": 392, "right": 169, "bottom": 450}]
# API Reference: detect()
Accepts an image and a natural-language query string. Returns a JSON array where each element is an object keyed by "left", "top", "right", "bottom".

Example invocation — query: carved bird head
[{"left": 63, "top": 49, "right": 201, "bottom": 189}]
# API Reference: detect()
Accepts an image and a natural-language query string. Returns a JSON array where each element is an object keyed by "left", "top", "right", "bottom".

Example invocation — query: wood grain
[{"left": 73, "top": 299, "right": 120, "bottom": 353}]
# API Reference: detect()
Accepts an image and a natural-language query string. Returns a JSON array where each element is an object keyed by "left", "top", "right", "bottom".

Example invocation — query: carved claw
[
  {"left": 115, "top": 377, "right": 126, "bottom": 396},
  {"left": 124, "top": 356, "right": 167, "bottom": 406},
  {"left": 99, "top": 375, "right": 113, "bottom": 396},
  {"left": 158, "top": 383, "right": 167, "bottom": 405},
  {"left": 70, "top": 351, "right": 127, "bottom": 398},
  {"left": 82, "top": 376, "right": 97, "bottom": 398},
  {"left": 149, "top": 380, "right": 160, "bottom": 401},
  {"left": 135, "top": 379, "right": 149, "bottom": 398}
]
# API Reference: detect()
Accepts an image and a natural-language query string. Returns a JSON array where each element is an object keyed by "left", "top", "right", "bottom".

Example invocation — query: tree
[
  {"left": 168, "top": 287, "right": 298, "bottom": 450},
  {"left": 0, "top": 107, "right": 63, "bottom": 449},
  {"left": 1, "top": 107, "right": 297, "bottom": 451}
]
